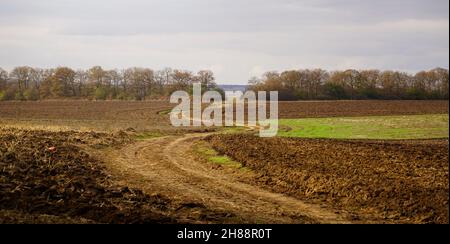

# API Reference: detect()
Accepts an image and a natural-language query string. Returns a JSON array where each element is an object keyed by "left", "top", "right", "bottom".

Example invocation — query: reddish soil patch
[{"left": 205, "top": 134, "right": 449, "bottom": 223}]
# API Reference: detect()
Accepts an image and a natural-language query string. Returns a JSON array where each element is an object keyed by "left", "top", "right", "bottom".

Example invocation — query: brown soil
[
  {"left": 2, "top": 126, "right": 447, "bottom": 224},
  {"left": 0, "top": 128, "right": 233, "bottom": 224},
  {"left": 277, "top": 100, "right": 449, "bottom": 118},
  {"left": 0, "top": 100, "right": 174, "bottom": 132},
  {"left": 205, "top": 134, "right": 449, "bottom": 224},
  {"left": 0, "top": 100, "right": 173, "bottom": 121},
  {"left": 1, "top": 100, "right": 448, "bottom": 224},
  {"left": 1, "top": 100, "right": 447, "bottom": 132},
  {"left": 92, "top": 134, "right": 351, "bottom": 224}
]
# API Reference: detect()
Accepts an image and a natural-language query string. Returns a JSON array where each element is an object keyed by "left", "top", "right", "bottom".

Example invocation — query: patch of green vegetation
[
  {"left": 209, "top": 156, "right": 243, "bottom": 169},
  {"left": 193, "top": 142, "right": 247, "bottom": 170},
  {"left": 134, "top": 131, "right": 163, "bottom": 140},
  {"left": 196, "top": 145, "right": 217, "bottom": 156},
  {"left": 218, "top": 126, "right": 247, "bottom": 134},
  {"left": 276, "top": 114, "right": 449, "bottom": 140},
  {"left": 158, "top": 109, "right": 172, "bottom": 115}
]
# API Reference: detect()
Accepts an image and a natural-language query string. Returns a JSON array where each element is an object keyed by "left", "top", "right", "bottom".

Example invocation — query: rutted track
[{"left": 98, "top": 134, "right": 351, "bottom": 224}]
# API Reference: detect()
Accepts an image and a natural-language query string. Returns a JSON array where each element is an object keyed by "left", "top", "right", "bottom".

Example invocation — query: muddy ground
[
  {"left": 206, "top": 134, "right": 449, "bottom": 224},
  {"left": 0, "top": 100, "right": 447, "bottom": 132},
  {"left": 0, "top": 100, "right": 448, "bottom": 224},
  {"left": 0, "top": 128, "right": 234, "bottom": 224},
  {"left": 277, "top": 100, "right": 448, "bottom": 118}
]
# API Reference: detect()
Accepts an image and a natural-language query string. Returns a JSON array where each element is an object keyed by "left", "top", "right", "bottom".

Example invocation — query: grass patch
[
  {"left": 134, "top": 131, "right": 163, "bottom": 140},
  {"left": 277, "top": 114, "right": 449, "bottom": 140},
  {"left": 217, "top": 126, "right": 247, "bottom": 134},
  {"left": 193, "top": 141, "right": 247, "bottom": 170}
]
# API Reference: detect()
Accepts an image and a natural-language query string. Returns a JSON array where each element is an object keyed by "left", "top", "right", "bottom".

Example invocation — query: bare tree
[
  {"left": 196, "top": 70, "right": 215, "bottom": 89},
  {"left": 106, "top": 69, "right": 122, "bottom": 99},
  {"left": 88, "top": 66, "right": 106, "bottom": 88},
  {"left": 74, "top": 70, "right": 89, "bottom": 97},
  {"left": 171, "top": 70, "right": 194, "bottom": 91},
  {"left": 10, "top": 66, "right": 35, "bottom": 94},
  {"left": 0, "top": 68, "right": 7, "bottom": 91}
]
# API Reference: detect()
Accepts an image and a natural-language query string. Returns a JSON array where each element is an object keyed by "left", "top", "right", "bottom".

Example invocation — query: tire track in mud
[{"left": 99, "top": 134, "right": 351, "bottom": 224}]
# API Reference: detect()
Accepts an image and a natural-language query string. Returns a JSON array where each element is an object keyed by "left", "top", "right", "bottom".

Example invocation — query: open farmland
[
  {"left": 277, "top": 100, "right": 449, "bottom": 118},
  {"left": 0, "top": 100, "right": 174, "bottom": 132},
  {"left": 0, "top": 100, "right": 449, "bottom": 224},
  {"left": 0, "top": 100, "right": 448, "bottom": 131},
  {"left": 0, "top": 128, "right": 242, "bottom": 224}
]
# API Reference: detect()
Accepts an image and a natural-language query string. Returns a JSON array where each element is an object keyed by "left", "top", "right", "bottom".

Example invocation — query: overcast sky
[{"left": 0, "top": 0, "right": 448, "bottom": 84}]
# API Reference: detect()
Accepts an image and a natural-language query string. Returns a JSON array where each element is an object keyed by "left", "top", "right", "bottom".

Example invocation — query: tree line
[
  {"left": 0, "top": 66, "right": 219, "bottom": 101},
  {"left": 1, "top": 66, "right": 448, "bottom": 101},
  {"left": 248, "top": 68, "right": 449, "bottom": 100}
]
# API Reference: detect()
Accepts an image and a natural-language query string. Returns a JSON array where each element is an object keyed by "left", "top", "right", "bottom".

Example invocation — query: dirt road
[{"left": 96, "top": 133, "right": 351, "bottom": 224}]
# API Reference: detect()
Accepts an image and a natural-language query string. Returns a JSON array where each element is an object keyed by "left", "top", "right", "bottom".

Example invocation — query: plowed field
[
  {"left": 1, "top": 100, "right": 448, "bottom": 224},
  {"left": 0, "top": 129, "right": 234, "bottom": 223}
]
